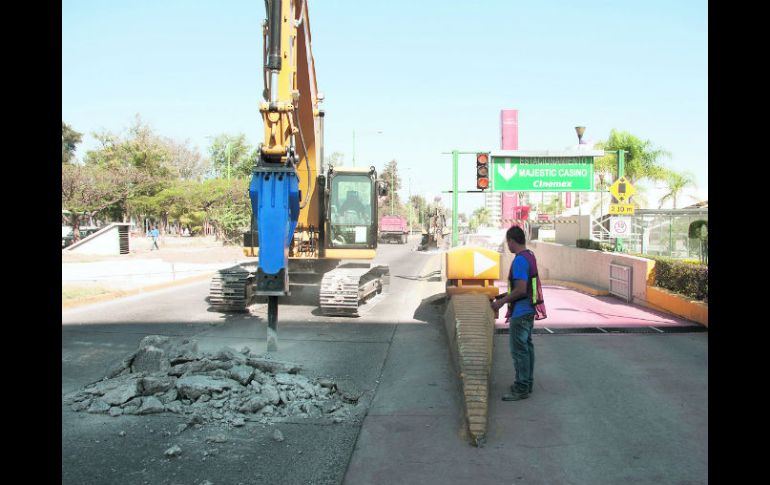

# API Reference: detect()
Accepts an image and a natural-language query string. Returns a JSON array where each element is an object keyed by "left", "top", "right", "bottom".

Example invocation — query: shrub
[
  {"left": 576, "top": 239, "right": 614, "bottom": 251},
  {"left": 642, "top": 255, "right": 708, "bottom": 301}
]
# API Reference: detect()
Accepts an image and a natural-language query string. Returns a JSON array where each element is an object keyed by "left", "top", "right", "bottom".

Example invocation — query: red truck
[{"left": 378, "top": 215, "right": 409, "bottom": 244}]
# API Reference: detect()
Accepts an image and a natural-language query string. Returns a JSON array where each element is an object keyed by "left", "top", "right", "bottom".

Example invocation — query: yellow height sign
[{"left": 609, "top": 176, "right": 636, "bottom": 215}]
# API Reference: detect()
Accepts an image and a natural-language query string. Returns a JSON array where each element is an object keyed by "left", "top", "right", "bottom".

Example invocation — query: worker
[{"left": 338, "top": 191, "right": 368, "bottom": 221}]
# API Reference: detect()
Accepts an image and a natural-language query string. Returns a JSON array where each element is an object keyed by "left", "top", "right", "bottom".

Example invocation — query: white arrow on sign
[
  {"left": 497, "top": 161, "right": 517, "bottom": 181},
  {"left": 473, "top": 251, "right": 497, "bottom": 277}
]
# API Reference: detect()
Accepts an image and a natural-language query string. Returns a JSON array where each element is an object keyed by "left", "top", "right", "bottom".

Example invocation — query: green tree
[
  {"left": 62, "top": 163, "right": 149, "bottom": 241},
  {"left": 658, "top": 170, "right": 697, "bottom": 209},
  {"left": 82, "top": 115, "right": 215, "bottom": 225},
  {"left": 62, "top": 121, "right": 83, "bottom": 164},
  {"left": 207, "top": 133, "right": 256, "bottom": 179},
  {"left": 469, "top": 206, "right": 491, "bottom": 231},
  {"left": 379, "top": 159, "right": 402, "bottom": 216},
  {"left": 595, "top": 129, "right": 670, "bottom": 185}
]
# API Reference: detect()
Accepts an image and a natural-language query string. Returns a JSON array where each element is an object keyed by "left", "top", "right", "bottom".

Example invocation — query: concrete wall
[
  {"left": 499, "top": 240, "right": 655, "bottom": 305},
  {"left": 554, "top": 215, "right": 591, "bottom": 245},
  {"left": 67, "top": 223, "right": 129, "bottom": 256}
]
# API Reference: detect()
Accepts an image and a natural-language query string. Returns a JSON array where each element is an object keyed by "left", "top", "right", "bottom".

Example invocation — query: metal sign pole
[
  {"left": 615, "top": 149, "right": 625, "bottom": 252},
  {"left": 452, "top": 149, "right": 459, "bottom": 247}
]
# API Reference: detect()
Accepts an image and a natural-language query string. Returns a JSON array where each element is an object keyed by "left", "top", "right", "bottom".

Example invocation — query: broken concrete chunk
[
  {"left": 105, "top": 350, "right": 139, "bottom": 379},
  {"left": 102, "top": 380, "right": 142, "bottom": 406},
  {"left": 317, "top": 377, "right": 336, "bottom": 389},
  {"left": 261, "top": 384, "right": 280, "bottom": 405},
  {"left": 131, "top": 346, "right": 168, "bottom": 374},
  {"left": 87, "top": 399, "right": 111, "bottom": 414},
  {"left": 322, "top": 400, "right": 341, "bottom": 414},
  {"left": 246, "top": 357, "right": 302, "bottom": 375},
  {"left": 108, "top": 407, "right": 124, "bottom": 417},
  {"left": 229, "top": 365, "right": 254, "bottom": 385},
  {"left": 158, "top": 388, "right": 178, "bottom": 404},
  {"left": 232, "top": 417, "right": 245, "bottom": 427},
  {"left": 239, "top": 395, "right": 269, "bottom": 414},
  {"left": 165, "top": 401, "right": 184, "bottom": 414},
  {"left": 212, "top": 347, "right": 240, "bottom": 362},
  {"left": 138, "top": 397, "right": 164, "bottom": 415},
  {"left": 139, "top": 335, "right": 171, "bottom": 349},
  {"left": 164, "top": 445, "right": 182, "bottom": 457},
  {"left": 140, "top": 376, "right": 176, "bottom": 395},
  {"left": 70, "top": 400, "right": 91, "bottom": 412},
  {"left": 175, "top": 376, "right": 242, "bottom": 401},
  {"left": 272, "top": 429, "right": 284, "bottom": 442}
]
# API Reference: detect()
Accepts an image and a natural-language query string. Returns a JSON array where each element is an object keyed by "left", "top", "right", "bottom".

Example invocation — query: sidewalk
[{"left": 62, "top": 236, "right": 247, "bottom": 307}]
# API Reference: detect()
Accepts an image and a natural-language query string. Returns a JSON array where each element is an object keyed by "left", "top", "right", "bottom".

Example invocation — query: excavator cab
[{"left": 326, "top": 166, "right": 379, "bottom": 250}]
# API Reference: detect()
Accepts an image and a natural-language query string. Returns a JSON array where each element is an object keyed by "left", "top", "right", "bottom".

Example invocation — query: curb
[
  {"left": 542, "top": 279, "right": 609, "bottom": 296},
  {"left": 643, "top": 286, "right": 708, "bottom": 327},
  {"left": 62, "top": 272, "right": 215, "bottom": 310}
]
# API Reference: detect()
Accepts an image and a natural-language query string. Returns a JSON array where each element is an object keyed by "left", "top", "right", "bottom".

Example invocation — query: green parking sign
[{"left": 491, "top": 154, "right": 596, "bottom": 192}]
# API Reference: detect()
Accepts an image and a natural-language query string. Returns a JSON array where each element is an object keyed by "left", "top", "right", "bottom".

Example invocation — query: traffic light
[{"left": 476, "top": 153, "right": 489, "bottom": 189}]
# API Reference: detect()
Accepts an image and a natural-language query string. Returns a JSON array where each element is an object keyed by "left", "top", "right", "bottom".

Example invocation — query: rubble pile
[{"left": 64, "top": 335, "right": 357, "bottom": 424}]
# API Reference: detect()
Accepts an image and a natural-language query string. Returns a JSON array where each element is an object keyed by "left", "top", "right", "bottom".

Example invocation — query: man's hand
[{"left": 491, "top": 298, "right": 504, "bottom": 313}]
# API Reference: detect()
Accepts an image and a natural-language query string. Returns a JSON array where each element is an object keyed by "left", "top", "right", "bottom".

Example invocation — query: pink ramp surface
[{"left": 494, "top": 284, "right": 697, "bottom": 329}]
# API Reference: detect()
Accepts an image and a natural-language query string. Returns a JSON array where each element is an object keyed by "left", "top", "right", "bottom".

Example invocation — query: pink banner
[{"left": 500, "top": 109, "right": 518, "bottom": 150}]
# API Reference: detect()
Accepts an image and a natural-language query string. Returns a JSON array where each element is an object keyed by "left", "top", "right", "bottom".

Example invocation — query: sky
[{"left": 62, "top": 0, "right": 708, "bottom": 215}]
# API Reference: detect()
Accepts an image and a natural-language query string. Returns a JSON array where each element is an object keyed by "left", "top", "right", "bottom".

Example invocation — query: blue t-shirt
[{"left": 509, "top": 254, "right": 535, "bottom": 318}]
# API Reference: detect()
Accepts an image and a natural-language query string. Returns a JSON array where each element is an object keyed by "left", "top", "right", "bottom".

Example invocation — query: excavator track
[
  {"left": 208, "top": 263, "right": 257, "bottom": 312},
  {"left": 319, "top": 264, "right": 390, "bottom": 316}
]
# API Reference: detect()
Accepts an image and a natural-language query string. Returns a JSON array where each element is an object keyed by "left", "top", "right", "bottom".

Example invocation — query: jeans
[{"left": 509, "top": 313, "right": 535, "bottom": 392}]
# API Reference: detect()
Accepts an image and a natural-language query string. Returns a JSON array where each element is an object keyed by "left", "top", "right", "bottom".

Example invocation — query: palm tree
[
  {"left": 595, "top": 129, "right": 670, "bottom": 185},
  {"left": 658, "top": 170, "right": 697, "bottom": 209}
]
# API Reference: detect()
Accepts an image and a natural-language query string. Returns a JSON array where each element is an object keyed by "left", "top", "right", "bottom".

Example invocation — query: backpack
[{"left": 508, "top": 249, "right": 547, "bottom": 320}]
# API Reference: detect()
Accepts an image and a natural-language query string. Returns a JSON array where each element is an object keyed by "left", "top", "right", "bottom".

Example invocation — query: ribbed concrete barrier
[{"left": 444, "top": 293, "right": 494, "bottom": 446}]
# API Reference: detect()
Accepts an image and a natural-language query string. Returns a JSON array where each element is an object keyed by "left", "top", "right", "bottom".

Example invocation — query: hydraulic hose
[{"left": 294, "top": 110, "right": 312, "bottom": 210}]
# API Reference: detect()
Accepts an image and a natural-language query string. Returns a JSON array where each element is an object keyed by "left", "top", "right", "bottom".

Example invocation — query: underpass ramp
[{"left": 444, "top": 293, "right": 495, "bottom": 447}]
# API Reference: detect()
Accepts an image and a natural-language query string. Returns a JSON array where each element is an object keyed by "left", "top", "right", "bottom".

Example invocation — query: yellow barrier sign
[
  {"left": 446, "top": 246, "right": 500, "bottom": 280},
  {"left": 609, "top": 176, "right": 636, "bottom": 203},
  {"left": 609, "top": 203, "right": 635, "bottom": 215}
]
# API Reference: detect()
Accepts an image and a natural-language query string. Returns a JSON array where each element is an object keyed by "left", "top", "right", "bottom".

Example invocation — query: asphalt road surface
[{"left": 62, "top": 237, "right": 707, "bottom": 485}]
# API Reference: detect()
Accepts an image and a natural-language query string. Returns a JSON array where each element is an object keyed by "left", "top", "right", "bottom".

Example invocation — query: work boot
[
  {"left": 511, "top": 384, "right": 533, "bottom": 394},
  {"left": 502, "top": 391, "right": 529, "bottom": 401}
]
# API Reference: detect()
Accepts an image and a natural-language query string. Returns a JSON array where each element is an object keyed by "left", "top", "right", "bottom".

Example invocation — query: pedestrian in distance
[
  {"left": 491, "top": 225, "right": 547, "bottom": 401},
  {"left": 149, "top": 226, "right": 160, "bottom": 251}
]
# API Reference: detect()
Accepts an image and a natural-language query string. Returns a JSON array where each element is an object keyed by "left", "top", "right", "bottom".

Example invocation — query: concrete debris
[
  {"left": 87, "top": 399, "right": 110, "bottom": 414},
  {"left": 272, "top": 429, "right": 284, "bottom": 442},
  {"left": 206, "top": 434, "right": 228, "bottom": 443},
  {"left": 164, "top": 445, "right": 183, "bottom": 458},
  {"left": 64, "top": 336, "right": 356, "bottom": 425},
  {"left": 102, "top": 379, "right": 142, "bottom": 406},
  {"left": 138, "top": 397, "right": 165, "bottom": 415},
  {"left": 118, "top": 431, "right": 126, "bottom": 437}
]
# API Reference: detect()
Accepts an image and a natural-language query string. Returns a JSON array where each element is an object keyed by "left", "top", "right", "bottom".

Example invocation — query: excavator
[{"left": 208, "top": 0, "right": 390, "bottom": 351}]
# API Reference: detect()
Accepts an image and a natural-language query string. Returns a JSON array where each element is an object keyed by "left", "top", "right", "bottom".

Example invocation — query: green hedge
[
  {"left": 641, "top": 255, "right": 708, "bottom": 302},
  {"left": 576, "top": 239, "right": 615, "bottom": 252}
]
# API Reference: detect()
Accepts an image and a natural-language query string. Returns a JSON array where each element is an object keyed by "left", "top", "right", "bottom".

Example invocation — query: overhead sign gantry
[{"left": 489, "top": 150, "right": 604, "bottom": 192}]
